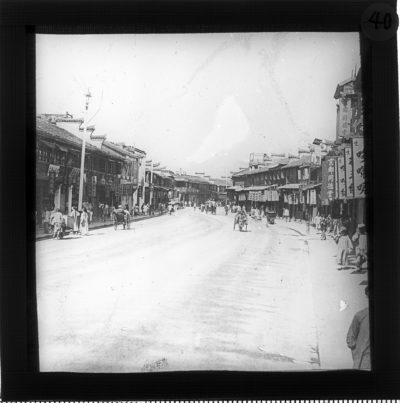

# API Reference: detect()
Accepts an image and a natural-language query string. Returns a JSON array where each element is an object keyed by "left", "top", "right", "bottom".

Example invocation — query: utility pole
[
  {"left": 78, "top": 89, "right": 92, "bottom": 211},
  {"left": 150, "top": 161, "right": 154, "bottom": 207}
]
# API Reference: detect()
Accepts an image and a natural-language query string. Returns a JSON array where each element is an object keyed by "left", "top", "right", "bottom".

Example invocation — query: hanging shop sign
[
  {"left": 321, "top": 160, "right": 329, "bottom": 204},
  {"left": 300, "top": 191, "right": 305, "bottom": 204},
  {"left": 47, "top": 164, "right": 60, "bottom": 177},
  {"left": 335, "top": 156, "right": 339, "bottom": 200},
  {"left": 89, "top": 175, "right": 97, "bottom": 197},
  {"left": 249, "top": 191, "right": 262, "bottom": 201},
  {"left": 238, "top": 193, "right": 246, "bottom": 201},
  {"left": 352, "top": 137, "right": 365, "bottom": 198},
  {"left": 344, "top": 146, "right": 354, "bottom": 198},
  {"left": 48, "top": 172, "right": 55, "bottom": 194},
  {"left": 337, "top": 156, "right": 346, "bottom": 200},
  {"left": 326, "top": 157, "right": 336, "bottom": 202},
  {"left": 310, "top": 189, "right": 317, "bottom": 205}
]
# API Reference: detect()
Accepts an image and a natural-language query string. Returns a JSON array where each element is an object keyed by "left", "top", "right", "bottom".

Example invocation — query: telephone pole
[{"left": 78, "top": 90, "right": 92, "bottom": 210}]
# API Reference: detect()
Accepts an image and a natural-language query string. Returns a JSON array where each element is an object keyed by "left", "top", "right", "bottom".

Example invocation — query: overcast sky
[{"left": 36, "top": 32, "right": 360, "bottom": 177}]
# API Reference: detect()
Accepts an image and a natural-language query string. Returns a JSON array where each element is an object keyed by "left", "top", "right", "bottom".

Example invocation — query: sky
[{"left": 36, "top": 32, "right": 361, "bottom": 177}]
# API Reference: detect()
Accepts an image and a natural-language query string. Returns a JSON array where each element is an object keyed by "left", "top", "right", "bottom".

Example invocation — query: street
[{"left": 36, "top": 207, "right": 366, "bottom": 372}]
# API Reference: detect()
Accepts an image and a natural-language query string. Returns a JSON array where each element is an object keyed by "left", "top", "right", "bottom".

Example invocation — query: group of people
[
  {"left": 311, "top": 213, "right": 368, "bottom": 270},
  {"left": 334, "top": 223, "right": 368, "bottom": 269},
  {"left": 41, "top": 205, "right": 91, "bottom": 239},
  {"left": 69, "top": 205, "right": 91, "bottom": 236}
]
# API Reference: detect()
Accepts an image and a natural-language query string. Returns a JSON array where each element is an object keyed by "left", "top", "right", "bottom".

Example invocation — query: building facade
[{"left": 36, "top": 114, "right": 147, "bottom": 221}]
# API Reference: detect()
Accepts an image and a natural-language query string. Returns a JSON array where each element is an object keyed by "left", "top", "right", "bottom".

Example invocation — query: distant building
[{"left": 334, "top": 68, "right": 363, "bottom": 141}]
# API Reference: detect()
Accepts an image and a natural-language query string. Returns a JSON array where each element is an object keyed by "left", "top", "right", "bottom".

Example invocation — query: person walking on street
[
  {"left": 283, "top": 207, "right": 290, "bottom": 222},
  {"left": 346, "top": 286, "right": 370, "bottom": 370},
  {"left": 320, "top": 215, "right": 327, "bottom": 240},
  {"left": 50, "top": 208, "right": 64, "bottom": 240},
  {"left": 336, "top": 227, "right": 353, "bottom": 267},
  {"left": 352, "top": 224, "right": 368, "bottom": 271},
  {"left": 70, "top": 205, "right": 80, "bottom": 235},
  {"left": 80, "top": 207, "right": 89, "bottom": 236}
]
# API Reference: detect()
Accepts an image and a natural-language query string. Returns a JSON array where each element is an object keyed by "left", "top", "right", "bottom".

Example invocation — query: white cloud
[{"left": 187, "top": 96, "right": 249, "bottom": 164}]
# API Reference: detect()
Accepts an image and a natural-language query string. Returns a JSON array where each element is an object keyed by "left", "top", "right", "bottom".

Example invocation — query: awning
[
  {"left": 38, "top": 139, "right": 55, "bottom": 149},
  {"left": 55, "top": 143, "right": 69, "bottom": 153},
  {"left": 277, "top": 183, "right": 301, "bottom": 190},
  {"left": 301, "top": 183, "right": 322, "bottom": 191},
  {"left": 244, "top": 185, "right": 269, "bottom": 191},
  {"left": 227, "top": 186, "right": 244, "bottom": 191}
]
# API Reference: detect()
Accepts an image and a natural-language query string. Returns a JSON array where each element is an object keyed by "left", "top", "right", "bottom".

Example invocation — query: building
[
  {"left": 101, "top": 141, "right": 146, "bottom": 211},
  {"left": 36, "top": 113, "right": 147, "bottom": 220},
  {"left": 144, "top": 168, "right": 175, "bottom": 207},
  {"left": 320, "top": 67, "right": 366, "bottom": 232},
  {"left": 230, "top": 151, "right": 322, "bottom": 219},
  {"left": 173, "top": 174, "right": 211, "bottom": 205},
  {"left": 36, "top": 115, "right": 125, "bottom": 219}
]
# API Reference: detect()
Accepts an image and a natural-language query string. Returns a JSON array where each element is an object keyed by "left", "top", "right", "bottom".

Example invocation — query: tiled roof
[
  {"left": 277, "top": 183, "right": 301, "bottom": 190},
  {"left": 36, "top": 117, "right": 124, "bottom": 161},
  {"left": 281, "top": 155, "right": 311, "bottom": 169},
  {"left": 174, "top": 174, "right": 209, "bottom": 184},
  {"left": 210, "top": 178, "right": 231, "bottom": 186},
  {"left": 103, "top": 141, "right": 134, "bottom": 158}
]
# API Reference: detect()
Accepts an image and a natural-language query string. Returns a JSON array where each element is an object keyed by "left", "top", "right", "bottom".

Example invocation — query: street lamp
[{"left": 78, "top": 89, "right": 92, "bottom": 210}]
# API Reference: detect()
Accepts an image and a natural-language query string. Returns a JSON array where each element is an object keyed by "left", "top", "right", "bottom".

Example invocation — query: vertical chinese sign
[
  {"left": 321, "top": 160, "right": 329, "bottom": 205},
  {"left": 326, "top": 157, "right": 336, "bottom": 202},
  {"left": 338, "top": 156, "right": 346, "bottom": 200},
  {"left": 344, "top": 146, "right": 354, "bottom": 198},
  {"left": 352, "top": 137, "right": 365, "bottom": 198}
]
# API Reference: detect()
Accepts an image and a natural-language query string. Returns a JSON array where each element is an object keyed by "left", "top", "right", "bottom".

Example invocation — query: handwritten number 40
[{"left": 368, "top": 11, "right": 392, "bottom": 29}]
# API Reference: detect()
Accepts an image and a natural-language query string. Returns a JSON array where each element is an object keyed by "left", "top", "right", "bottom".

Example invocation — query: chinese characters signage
[
  {"left": 352, "top": 137, "right": 365, "bottom": 198},
  {"left": 344, "top": 146, "right": 354, "bottom": 198},
  {"left": 337, "top": 156, "right": 346, "bottom": 200}
]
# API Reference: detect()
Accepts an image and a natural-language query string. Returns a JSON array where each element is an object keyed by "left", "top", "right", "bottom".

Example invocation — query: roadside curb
[{"left": 35, "top": 213, "right": 164, "bottom": 241}]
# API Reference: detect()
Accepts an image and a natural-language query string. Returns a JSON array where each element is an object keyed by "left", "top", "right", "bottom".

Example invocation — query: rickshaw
[
  {"left": 266, "top": 210, "right": 277, "bottom": 224},
  {"left": 112, "top": 207, "right": 130, "bottom": 230}
]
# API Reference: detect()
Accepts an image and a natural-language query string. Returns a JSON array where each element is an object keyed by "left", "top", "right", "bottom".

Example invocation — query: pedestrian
[
  {"left": 103, "top": 204, "right": 109, "bottom": 221},
  {"left": 283, "top": 207, "right": 290, "bottom": 222},
  {"left": 336, "top": 227, "right": 353, "bottom": 267},
  {"left": 346, "top": 286, "right": 370, "bottom": 370},
  {"left": 50, "top": 208, "right": 64, "bottom": 240},
  {"left": 352, "top": 224, "right": 368, "bottom": 270},
  {"left": 224, "top": 204, "right": 229, "bottom": 215},
  {"left": 320, "top": 215, "right": 327, "bottom": 240},
  {"left": 70, "top": 205, "right": 80, "bottom": 235},
  {"left": 314, "top": 212, "right": 321, "bottom": 231},
  {"left": 80, "top": 207, "right": 89, "bottom": 236}
]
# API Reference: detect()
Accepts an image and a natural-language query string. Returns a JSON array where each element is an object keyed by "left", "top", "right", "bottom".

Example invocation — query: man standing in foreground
[{"left": 346, "top": 287, "right": 370, "bottom": 369}]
